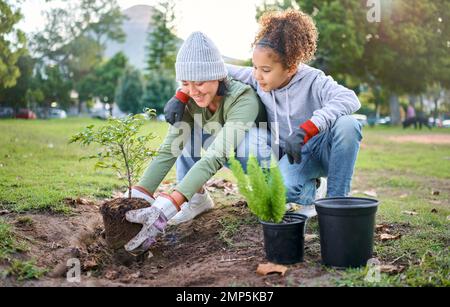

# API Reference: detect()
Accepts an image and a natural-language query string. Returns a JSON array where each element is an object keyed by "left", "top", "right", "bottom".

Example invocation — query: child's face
[
  {"left": 181, "top": 80, "right": 219, "bottom": 108},
  {"left": 252, "top": 47, "right": 297, "bottom": 92}
]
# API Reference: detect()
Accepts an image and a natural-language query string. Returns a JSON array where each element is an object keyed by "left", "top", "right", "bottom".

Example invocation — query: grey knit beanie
[{"left": 176, "top": 32, "right": 227, "bottom": 82}]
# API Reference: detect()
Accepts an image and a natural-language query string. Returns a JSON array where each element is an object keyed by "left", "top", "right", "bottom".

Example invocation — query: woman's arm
[
  {"left": 137, "top": 111, "right": 194, "bottom": 194},
  {"left": 310, "top": 73, "right": 361, "bottom": 132},
  {"left": 226, "top": 64, "right": 258, "bottom": 89},
  {"left": 174, "top": 88, "right": 262, "bottom": 201}
]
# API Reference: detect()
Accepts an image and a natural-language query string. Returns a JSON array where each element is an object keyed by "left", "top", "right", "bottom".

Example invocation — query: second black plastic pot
[
  {"left": 260, "top": 213, "right": 307, "bottom": 265},
  {"left": 314, "top": 197, "right": 379, "bottom": 268}
]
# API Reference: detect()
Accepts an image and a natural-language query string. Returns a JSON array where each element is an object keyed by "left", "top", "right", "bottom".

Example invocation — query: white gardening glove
[
  {"left": 124, "top": 195, "right": 179, "bottom": 253},
  {"left": 123, "top": 186, "right": 155, "bottom": 204}
]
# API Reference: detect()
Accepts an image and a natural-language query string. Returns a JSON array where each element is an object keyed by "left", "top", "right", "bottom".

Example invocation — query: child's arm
[
  {"left": 310, "top": 73, "right": 361, "bottom": 132},
  {"left": 226, "top": 64, "right": 258, "bottom": 89}
]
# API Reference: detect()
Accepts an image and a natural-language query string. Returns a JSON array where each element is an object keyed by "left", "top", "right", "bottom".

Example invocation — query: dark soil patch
[
  {"left": 100, "top": 197, "right": 150, "bottom": 250},
  {"left": 1, "top": 194, "right": 337, "bottom": 287}
]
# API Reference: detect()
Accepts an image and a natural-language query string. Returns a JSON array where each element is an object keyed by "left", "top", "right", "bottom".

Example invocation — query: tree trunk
[
  {"left": 389, "top": 94, "right": 401, "bottom": 125},
  {"left": 434, "top": 99, "right": 439, "bottom": 127},
  {"left": 374, "top": 98, "right": 380, "bottom": 120},
  {"left": 419, "top": 95, "right": 424, "bottom": 113}
]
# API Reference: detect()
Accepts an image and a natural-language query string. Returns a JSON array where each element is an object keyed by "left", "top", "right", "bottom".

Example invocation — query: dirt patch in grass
[
  {"left": 388, "top": 134, "right": 450, "bottom": 145},
  {"left": 1, "top": 195, "right": 335, "bottom": 287}
]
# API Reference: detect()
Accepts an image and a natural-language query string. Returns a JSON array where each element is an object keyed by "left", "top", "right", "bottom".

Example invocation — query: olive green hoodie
[{"left": 138, "top": 78, "right": 266, "bottom": 200}]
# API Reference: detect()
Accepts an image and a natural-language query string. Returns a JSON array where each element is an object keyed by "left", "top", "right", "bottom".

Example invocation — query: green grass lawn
[
  {"left": 0, "top": 118, "right": 449, "bottom": 286},
  {"left": 0, "top": 118, "right": 171, "bottom": 213}
]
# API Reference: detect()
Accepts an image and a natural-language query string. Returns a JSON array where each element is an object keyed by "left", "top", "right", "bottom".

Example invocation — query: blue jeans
[
  {"left": 280, "top": 115, "right": 363, "bottom": 205},
  {"left": 176, "top": 127, "right": 273, "bottom": 183}
]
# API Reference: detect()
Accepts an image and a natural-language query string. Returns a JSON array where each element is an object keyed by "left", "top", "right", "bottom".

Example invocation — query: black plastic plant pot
[
  {"left": 260, "top": 213, "right": 307, "bottom": 265},
  {"left": 314, "top": 197, "right": 379, "bottom": 268}
]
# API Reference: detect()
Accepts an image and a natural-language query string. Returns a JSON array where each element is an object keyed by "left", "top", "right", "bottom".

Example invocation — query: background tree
[
  {"left": 0, "top": 0, "right": 26, "bottom": 89},
  {"left": 143, "top": 0, "right": 179, "bottom": 116},
  {"left": 77, "top": 52, "right": 128, "bottom": 115},
  {"left": 0, "top": 54, "right": 35, "bottom": 110},
  {"left": 115, "top": 67, "right": 144, "bottom": 115},
  {"left": 256, "top": 0, "right": 450, "bottom": 124},
  {"left": 141, "top": 72, "right": 176, "bottom": 115},
  {"left": 31, "top": 0, "right": 126, "bottom": 113},
  {"left": 78, "top": 0, "right": 127, "bottom": 58},
  {"left": 145, "top": 0, "right": 178, "bottom": 76},
  {"left": 34, "top": 65, "right": 72, "bottom": 117},
  {"left": 69, "top": 109, "right": 158, "bottom": 198}
]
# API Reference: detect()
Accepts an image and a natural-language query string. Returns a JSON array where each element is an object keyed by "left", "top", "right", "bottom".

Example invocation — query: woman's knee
[{"left": 332, "top": 115, "right": 363, "bottom": 141}]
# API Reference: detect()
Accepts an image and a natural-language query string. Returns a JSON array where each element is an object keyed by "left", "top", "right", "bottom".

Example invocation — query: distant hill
[
  {"left": 105, "top": 5, "right": 246, "bottom": 71},
  {"left": 105, "top": 5, "right": 155, "bottom": 70}
]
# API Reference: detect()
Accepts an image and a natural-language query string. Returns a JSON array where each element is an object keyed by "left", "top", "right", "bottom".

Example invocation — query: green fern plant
[{"left": 229, "top": 155, "right": 286, "bottom": 223}]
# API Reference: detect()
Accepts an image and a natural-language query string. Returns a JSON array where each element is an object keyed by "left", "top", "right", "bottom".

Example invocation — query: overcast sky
[{"left": 18, "top": 0, "right": 265, "bottom": 59}]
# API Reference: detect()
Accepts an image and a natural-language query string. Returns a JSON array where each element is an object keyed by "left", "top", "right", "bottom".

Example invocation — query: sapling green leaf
[{"left": 69, "top": 108, "right": 158, "bottom": 198}]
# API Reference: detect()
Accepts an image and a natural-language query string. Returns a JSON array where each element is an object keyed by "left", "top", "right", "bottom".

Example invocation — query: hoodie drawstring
[
  {"left": 286, "top": 88, "right": 293, "bottom": 136},
  {"left": 271, "top": 91, "right": 279, "bottom": 145},
  {"left": 272, "top": 89, "right": 294, "bottom": 145}
]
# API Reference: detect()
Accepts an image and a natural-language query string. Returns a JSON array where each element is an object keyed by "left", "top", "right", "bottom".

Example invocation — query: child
[{"left": 164, "top": 9, "right": 362, "bottom": 218}]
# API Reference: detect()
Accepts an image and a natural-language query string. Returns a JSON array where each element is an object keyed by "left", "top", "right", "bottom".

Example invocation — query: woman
[
  {"left": 124, "top": 32, "right": 271, "bottom": 253},
  {"left": 165, "top": 9, "right": 363, "bottom": 218}
]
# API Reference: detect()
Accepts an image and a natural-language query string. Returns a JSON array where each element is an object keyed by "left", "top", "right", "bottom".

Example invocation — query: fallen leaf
[
  {"left": 379, "top": 265, "right": 405, "bottom": 274},
  {"left": 112, "top": 191, "right": 124, "bottom": 198},
  {"left": 256, "top": 263, "right": 288, "bottom": 276},
  {"left": 205, "top": 186, "right": 216, "bottom": 192},
  {"left": 207, "top": 179, "right": 233, "bottom": 190},
  {"left": 105, "top": 270, "right": 119, "bottom": 280},
  {"left": 286, "top": 203, "right": 301, "bottom": 212},
  {"left": 305, "top": 234, "right": 319, "bottom": 242},
  {"left": 49, "top": 242, "right": 64, "bottom": 250},
  {"left": 375, "top": 224, "right": 390, "bottom": 233},
  {"left": 76, "top": 198, "right": 95, "bottom": 206},
  {"left": 232, "top": 200, "right": 248, "bottom": 208},
  {"left": 431, "top": 208, "right": 438, "bottom": 214},
  {"left": 0, "top": 210, "right": 10, "bottom": 216},
  {"left": 402, "top": 211, "right": 418, "bottom": 216},
  {"left": 120, "top": 271, "right": 142, "bottom": 283},
  {"left": 379, "top": 234, "right": 402, "bottom": 241},
  {"left": 83, "top": 258, "right": 98, "bottom": 270},
  {"left": 224, "top": 185, "right": 238, "bottom": 196},
  {"left": 364, "top": 190, "right": 378, "bottom": 198}
]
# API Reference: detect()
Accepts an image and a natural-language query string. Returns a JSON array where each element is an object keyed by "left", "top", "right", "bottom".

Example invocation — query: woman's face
[
  {"left": 252, "top": 47, "right": 297, "bottom": 92},
  {"left": 181, "top": 80, "right": 219, "bottom": 108}
]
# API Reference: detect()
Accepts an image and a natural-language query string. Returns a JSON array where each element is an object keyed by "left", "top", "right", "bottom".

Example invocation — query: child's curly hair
[{"left": 254, "top": 9, "right": 318, "bottom": 69}]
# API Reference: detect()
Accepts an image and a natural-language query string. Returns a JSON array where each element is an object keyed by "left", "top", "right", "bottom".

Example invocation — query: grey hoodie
[{"left": 227, "top": 64, "right": 361, "bottom": 149}]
